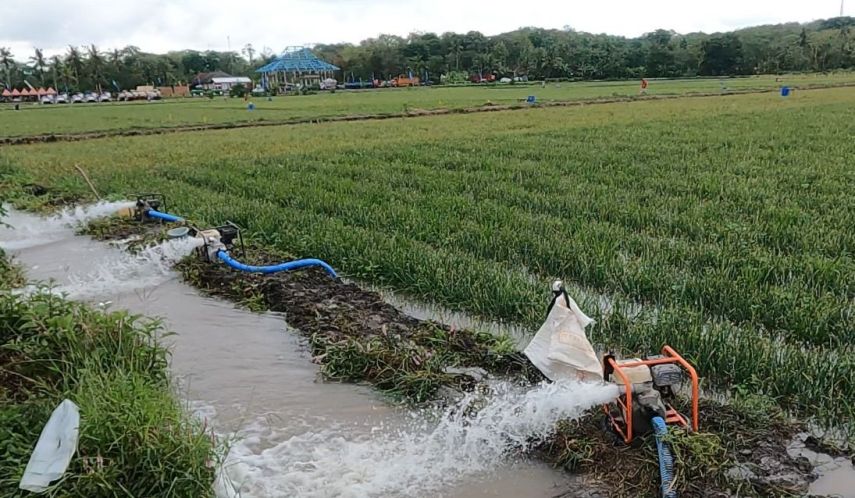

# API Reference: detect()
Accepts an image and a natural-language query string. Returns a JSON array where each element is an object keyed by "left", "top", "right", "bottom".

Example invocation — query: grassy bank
[
  {"left": 1, "top": 87, "right": 851, "bottom": 427},
  {"left": 0, "top": 242, "right": 217, "bottom": 496},
  {"left": 1, "top": 73, "right": 853, "bottom": 139}
]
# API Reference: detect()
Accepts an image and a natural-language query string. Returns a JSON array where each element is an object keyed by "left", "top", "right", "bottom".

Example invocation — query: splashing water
[
  {"left": 216, "top": 380, "right": 618, "bottom": 498},
  {"left": 0, "top": 201, "right": 135, "bottom": 251},
  {"left": 30, "top": 236, "right": 203, "bottom": 300}
]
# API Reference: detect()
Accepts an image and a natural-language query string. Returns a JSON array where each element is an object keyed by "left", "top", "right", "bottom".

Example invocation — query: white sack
[
  {"left": 19, "top": 399, "right": 80, "bottom": 492},
  {"left": 524, "top": 294, "right": 603, "bottom": 382}
]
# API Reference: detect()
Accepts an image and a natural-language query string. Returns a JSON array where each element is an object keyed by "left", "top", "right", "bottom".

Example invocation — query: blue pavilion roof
[{"left": 256, "top": 48, "right": 340, "bottom": 74}]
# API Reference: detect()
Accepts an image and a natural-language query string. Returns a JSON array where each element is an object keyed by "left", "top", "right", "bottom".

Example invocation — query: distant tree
[
  {"left": 229, "top": 83, "right": 247, "bottom": 98},
  {"left": 29, "top": 48, "right": 47, "bottom": 86},
  {"left": 490, "top": 40, "right": 509, "bottom": 74},
  {"left": 87, "top": 44, "right": 106, "bottom": 91},
  {"left": 444, "top": 33, "right": 464, "bottom": 71},
  {"left": 242, "top": 43, "right": 256, "bottom": 64},
  {"left": 700, "top": 34, "right": 744, "bottom": 75},
  {"left": 0, "top": 47, "right": 13, "bottom": 88},
  {"left": 260, "top": 46, "right": 275, "bottom": 62},
  {"left": 3, "top": 17, "right": 855, "bottom": 91},
  {"left": 60, "top": 63, "right": 77, "bottom": 92},
  {"left": 65, "top": 46, "right": 84, "bottom": 90},
  {"left": 645, "top": 30, "right": 677, "bottom": 76}
]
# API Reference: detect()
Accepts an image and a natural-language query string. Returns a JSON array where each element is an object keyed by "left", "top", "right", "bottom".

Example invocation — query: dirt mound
[{"left": 177, "top": 249, "right": 541, "bottom": 401}]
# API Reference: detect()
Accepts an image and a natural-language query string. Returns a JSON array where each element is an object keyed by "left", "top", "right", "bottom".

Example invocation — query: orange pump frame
[{"left": 602, "top": 345, "right": 699, "bottom": 444}]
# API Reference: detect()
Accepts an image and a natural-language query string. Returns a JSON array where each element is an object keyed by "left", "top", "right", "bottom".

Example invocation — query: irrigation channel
[{"left": 1, "top": 203, "right": 620, "bottom": 498}]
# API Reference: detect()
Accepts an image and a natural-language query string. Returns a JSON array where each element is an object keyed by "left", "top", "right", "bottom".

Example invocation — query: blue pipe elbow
[
  {"left": 146, "top": 209, "right": 184, "bottom": 223},
  {"left": 216, "top": 250, "right": 337, "bottom": 279},
  {"left": 652, "top": 416, "right": 678, "bottom": 498}
]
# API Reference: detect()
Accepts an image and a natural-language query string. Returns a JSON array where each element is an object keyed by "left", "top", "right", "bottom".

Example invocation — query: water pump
[
  {"left": 196, "top": 221, "right": 246, "bottom": 262},
  {"left": 124, "top": 196, "right": 337, "bottom": 278},
  {"left": 133, "top": 194, "right": 169, "bottom": 222}
]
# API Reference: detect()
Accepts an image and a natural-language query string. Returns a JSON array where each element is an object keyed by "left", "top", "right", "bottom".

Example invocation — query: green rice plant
[
  {"left": 2, "top": 73, "right": 854, "bottom": 139},
  {"left": 2, "top": 87, "right": 853, "bottom": 427}
]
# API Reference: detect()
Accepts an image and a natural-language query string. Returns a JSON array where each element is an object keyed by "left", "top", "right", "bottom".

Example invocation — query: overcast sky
[{"left": 1, "top": 0, "right": 848, "bottom": 59}]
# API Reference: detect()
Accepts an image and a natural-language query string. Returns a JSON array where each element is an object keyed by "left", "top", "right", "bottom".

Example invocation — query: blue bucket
[{"left": 780, "top": 86, "right": 790, "bottom": 97}]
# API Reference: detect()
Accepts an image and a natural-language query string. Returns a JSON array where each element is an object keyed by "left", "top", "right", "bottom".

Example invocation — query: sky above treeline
[{"left": 1, "top": 0, "right": 847, "bottom": 58}]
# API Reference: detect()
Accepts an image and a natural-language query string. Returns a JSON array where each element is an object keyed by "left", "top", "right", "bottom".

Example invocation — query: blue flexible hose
[
  {"left": 146, "top": 209, "right": 184, "bottom": 223},
  {"left": 217, "top": 250, "right": 338, "bottom": 279},
  {"left": 652, "top": 416, "right": 678, "bottom": 498}
]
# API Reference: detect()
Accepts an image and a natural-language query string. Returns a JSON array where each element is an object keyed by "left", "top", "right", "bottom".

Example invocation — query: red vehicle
[{"left": 469, "top": 73, "right": 496, "bottom": 84}]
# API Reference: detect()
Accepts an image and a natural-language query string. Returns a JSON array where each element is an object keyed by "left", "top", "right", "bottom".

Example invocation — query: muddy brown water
[{"left": 3, "top": 209, "right": 584, "bottom": 498}]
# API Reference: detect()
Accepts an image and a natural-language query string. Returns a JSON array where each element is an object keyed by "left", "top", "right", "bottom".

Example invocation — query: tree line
[{"left": 1, "top": 17, "right": 853, "bottom": 92}]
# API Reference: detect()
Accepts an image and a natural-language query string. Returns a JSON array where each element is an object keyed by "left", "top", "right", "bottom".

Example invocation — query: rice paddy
[
  {"left": 1, "top": 72, "right": 854, "bottom": 138},
  {"left": 1, "top": 84, "right": 852, "bottom": 430}
]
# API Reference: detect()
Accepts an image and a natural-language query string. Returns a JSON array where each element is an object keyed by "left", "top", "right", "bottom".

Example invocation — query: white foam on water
[
  {"left": 35, "top": 236, "right": 204, "bottom": 300},
  {"left": 215, "top": 380, "right": 618, "bottom": 498},
  {"left": 0, "top": 201, "right": 135, "bottom": 251}
]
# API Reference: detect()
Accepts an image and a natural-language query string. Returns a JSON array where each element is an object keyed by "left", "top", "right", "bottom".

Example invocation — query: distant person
[{"left": 640, "top": 78, "right": 649, "bottom": 95}]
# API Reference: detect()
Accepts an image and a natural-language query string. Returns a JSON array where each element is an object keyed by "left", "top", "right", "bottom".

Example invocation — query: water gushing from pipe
[
  {"left": 0, "top": 201, "right": 134, "bottom": 251},
  {"left": 216, "top": 380, "right": 618, "bottom": 498}
]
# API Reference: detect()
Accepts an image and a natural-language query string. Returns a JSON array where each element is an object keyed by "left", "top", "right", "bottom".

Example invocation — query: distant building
[
  {"left": 192, "top": 72, "right": 252, "bottom": 92},
  {"left": 256, "top": 47, "right": 340, "bottom": 93}
]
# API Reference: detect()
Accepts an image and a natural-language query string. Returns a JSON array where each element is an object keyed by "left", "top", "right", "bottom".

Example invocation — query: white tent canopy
[{"left": 211, "top": 77, "right": 252, "bottom": 84}]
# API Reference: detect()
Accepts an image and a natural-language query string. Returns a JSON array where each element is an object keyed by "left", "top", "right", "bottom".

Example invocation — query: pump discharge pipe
[
  {"left": 145, "top": 209, "right": 184, "bottom": 223},
  {"left": 196, "top": 226, "right": 338, "bottom": 279},
  {"left": 216, "top": 251, "right": 337, "bottom": 278}
]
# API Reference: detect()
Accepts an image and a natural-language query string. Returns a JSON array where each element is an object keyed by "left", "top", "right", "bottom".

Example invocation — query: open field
[
  {"left": 1, "top": 73, "right": 854, "bottom": 139},
  {"left": 1, "top": 86, "right": 853, "bottom": 427}
]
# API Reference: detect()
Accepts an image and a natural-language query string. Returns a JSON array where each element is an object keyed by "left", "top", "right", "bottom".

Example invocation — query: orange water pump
[{"left": 602, "top": 346, "right": 699, "bottom": 444}]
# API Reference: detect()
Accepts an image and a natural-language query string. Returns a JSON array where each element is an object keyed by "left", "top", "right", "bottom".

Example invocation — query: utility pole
[{"left": 842, "top": 0, "right": 846, "bottom": 17}]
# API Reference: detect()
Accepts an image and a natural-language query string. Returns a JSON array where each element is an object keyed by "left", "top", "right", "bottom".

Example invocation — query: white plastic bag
[
  {"left": 524, "top": 293, "right": 603, "bottom": 382},
  {"left": 19, "top": 399, "right": 80, "bottom": 492}
]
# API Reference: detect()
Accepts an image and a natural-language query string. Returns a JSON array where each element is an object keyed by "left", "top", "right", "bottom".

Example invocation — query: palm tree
[
  {"left": 108, "top": 49, "right": 123, "bottom": 90},
  {"left": 60, "top": 64, "right": 77, "bottom": 92},
  {"left": 65, "top": 45, "right": 84, "bottom": 90},
  {"left": 447, "top": 38, "right": 463, "bottom": 71},
  {"left": 0, "top": 47, "right": 14, "bottom": 88},
  {"left": 29, "top": 48, "right": 47, "bottom": 87},
  {"left": 86, "top": 44, "right": 106, "bottom": 92},
  {"left": 49, "top": 55, "right": 62, "bottom": 90}
]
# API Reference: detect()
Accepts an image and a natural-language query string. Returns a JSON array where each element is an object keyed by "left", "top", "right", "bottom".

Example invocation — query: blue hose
[
  {"left": 217, "top": 250, "right": 337, "bottom": 279},
  {"left": 652, "top": 416, "right": 678, "bottom": 498},
  {"left": 146, "top": 209, "right": 184, "bottom": 223}
]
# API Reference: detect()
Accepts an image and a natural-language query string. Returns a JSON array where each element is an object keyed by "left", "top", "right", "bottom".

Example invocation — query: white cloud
[{"left": 0, "top": 0, "right": 845, "bottom": 58}]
